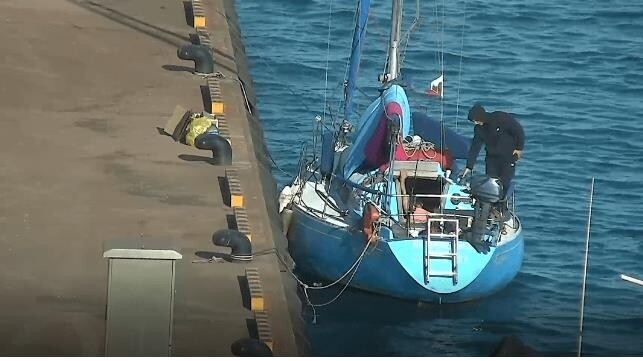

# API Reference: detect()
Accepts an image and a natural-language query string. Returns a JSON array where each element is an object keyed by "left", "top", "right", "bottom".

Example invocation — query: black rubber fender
[
  {"left": 212, "top": 229, "right": 252, "bottom": 262},
  {"left": 195, "top": 132, "right": 232, "bottom": 165},
  {"left": 177, "top": 44, "right": 214, "bottom": 74},
  {"left": 491, "top": 335, "right": 539, "bottom": 356},
  {"left": 231, "top": 338, "right": 273, "bottom": 356}
]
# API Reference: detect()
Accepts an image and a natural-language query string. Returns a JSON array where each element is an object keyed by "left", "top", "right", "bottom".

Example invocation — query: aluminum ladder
[{"left": 424, "top": 218, "right": 459, "bottom": 285}]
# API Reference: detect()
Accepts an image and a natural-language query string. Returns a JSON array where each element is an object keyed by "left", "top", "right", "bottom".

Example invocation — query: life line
[{"left": 362, "top": 202, "right": 380, "bottom": 244}]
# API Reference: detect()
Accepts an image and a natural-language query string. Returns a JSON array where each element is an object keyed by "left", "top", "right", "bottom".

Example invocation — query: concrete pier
[{"left": 0, "top": 0, "right": 306, "bottom": 356}]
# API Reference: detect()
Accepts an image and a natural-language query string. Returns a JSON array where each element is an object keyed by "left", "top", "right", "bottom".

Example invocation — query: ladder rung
[
  {"left": 428, "top": 272, "right": 456, "bottom": 277},
  {"left": 428, "top": 233, "right": 458, "bottom": 238},
  {"left": 428, "top": 218, "right": 459, "bottom": 223},
  {"left": 428, "top": 253, "right": 457, "bottom": 258}
]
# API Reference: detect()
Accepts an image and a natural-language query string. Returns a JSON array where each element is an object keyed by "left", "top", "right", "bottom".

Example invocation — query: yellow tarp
[{"left": 185, "top": 116, "right": 213, "bottom": 146}]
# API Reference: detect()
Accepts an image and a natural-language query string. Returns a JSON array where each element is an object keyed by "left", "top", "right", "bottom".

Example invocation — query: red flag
[{"left": 425, "top": 74, "right": 444, "bottom": 98}]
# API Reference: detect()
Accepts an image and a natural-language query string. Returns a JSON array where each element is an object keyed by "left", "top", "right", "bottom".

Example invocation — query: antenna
[{"left": 577, "top": 177, "right": 595, "bottom": 357}]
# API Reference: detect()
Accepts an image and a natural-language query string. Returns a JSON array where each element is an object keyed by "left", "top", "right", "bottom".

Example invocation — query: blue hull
[{"left": 288, "top": 206, "right": 524, "bottom": 303}]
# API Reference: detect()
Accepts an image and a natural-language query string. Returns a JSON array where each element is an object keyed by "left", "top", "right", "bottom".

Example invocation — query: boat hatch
[
  {"left": 391, "top": 160, "right": 440, "bottom": 179},
  {"left": 391, "top": 161, "right": 445, "bottom": 223}
]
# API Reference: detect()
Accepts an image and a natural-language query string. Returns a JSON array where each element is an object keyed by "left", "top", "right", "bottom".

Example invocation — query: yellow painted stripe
[
  {"left": 231, "top": 194, "right": 244, "bottom": 208},
  {"left": 212, "top": 101, "right": 225, "bottom": 115},
  {"left": 194, "top": 16, "right": 206, "bottom": 28},
  {"left": 250, "top": 296, "right": 264, "bottom": 311},
  {"left": 264, "top": 341, "right": 273, "bottom": 351}
]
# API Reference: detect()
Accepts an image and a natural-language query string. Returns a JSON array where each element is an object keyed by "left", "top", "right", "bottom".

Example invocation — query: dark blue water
[{"left": 237, "top": 0, "right": 643, "bottom": 356}]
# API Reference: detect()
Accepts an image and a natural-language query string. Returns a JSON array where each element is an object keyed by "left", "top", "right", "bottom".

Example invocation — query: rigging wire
[
  {"left": 380, "top": 0, "right": 394, "bottom": 82},
  {"left": 440, "top": 0, "right": 445, "bottom": 84},
  {"left": 433, "top": 0, "right": 440, "bottom": 72},
  {"left": 430, "top": 0, "right": 444, "bottom": 166},
  {"left": 323, "top": 0, "right": 334, "bottom": 125},
  {"left": 254, "top": 56, "right": 314, "bottom": 114},
  {"left": 342, "top": 0, "right": 361, "bottom": 124},
  {"left": 454, "top": 0, "right": 468, "bottom": 132},
  {"left": 343, "top": 0, "right": 383, "bottom": 124},
  {"left": 440, "top": 0, "right": 445, "bottom": 98},
  {"left": 399, "top": 0, "right": 421, "bottom": 69},
  {"left": 310, "top": 0, "right": 335, "bottom": 161}
]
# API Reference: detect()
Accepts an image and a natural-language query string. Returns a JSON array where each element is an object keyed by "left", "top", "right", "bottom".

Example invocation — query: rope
[
  {"left": 252, "top": 217, "right": 371, "bottom": 291},
  {"left": 399, "top": 134, "right": 438, "bottom": 160},
  {"left": 254, "top": 239, "right": 372, "bottom": 324},
  {"left": 267, "top": 147, "right": 293, "bottom": 178},
  {"left": 208, "top": 71, "right": 293, "bottom": 179},
  {"left": 302, "top": 234, "right": 371, "bottom": 324},
  {"left": 207, "top": 71, "right": 254, "bottom": 115}
]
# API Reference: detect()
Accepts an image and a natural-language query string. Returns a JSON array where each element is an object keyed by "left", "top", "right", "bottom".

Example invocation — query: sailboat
[{"left": 278, "top": 0, "right": 524, "bottom": 303}]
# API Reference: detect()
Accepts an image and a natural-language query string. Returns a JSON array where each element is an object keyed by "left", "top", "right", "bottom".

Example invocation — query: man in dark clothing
[{"left": 459, "top": 104, "right": 525, "bottom": 195}]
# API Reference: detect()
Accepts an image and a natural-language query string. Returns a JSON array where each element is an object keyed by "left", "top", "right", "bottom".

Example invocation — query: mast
[
  {"left": 344, "top": 0, "right": 371, "bottom": 122},
  {"left": 380, "top": 0, "right": 403, "bottom": 83}
]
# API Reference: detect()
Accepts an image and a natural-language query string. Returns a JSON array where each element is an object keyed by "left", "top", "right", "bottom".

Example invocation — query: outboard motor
[{"left": 468, "top": 175, "right": 504, "bottom": 250}]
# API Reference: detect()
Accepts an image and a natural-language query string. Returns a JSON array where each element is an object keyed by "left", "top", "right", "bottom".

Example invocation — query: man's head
[{"left": 468, "top": 103, "right": 487, "bottom": 125}]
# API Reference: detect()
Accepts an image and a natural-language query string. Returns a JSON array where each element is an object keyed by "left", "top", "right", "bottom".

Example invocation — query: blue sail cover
[
  {"left": 342, "top": 85, "right": 411, "bottom": 178},
  {"left": 344, "top": 0, "right": 371, "bottom": 122},
  {"left": 411, "top": 112, "right": 471, "bottom": 159}
]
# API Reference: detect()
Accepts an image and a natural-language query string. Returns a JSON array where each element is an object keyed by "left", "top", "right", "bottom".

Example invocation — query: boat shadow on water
[{"left": 295, "top": 270, "right": 540, "bottom": 356}]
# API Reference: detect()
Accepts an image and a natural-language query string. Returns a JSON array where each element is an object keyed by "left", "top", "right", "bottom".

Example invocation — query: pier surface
[{"left": 0, "top": 0, "right": 305, "bottom": 356}]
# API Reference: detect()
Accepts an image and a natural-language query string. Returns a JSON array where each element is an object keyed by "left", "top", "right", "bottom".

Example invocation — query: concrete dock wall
[{"left": 0, "top": 0, "right": 307, "bottom": 356}]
